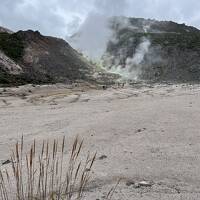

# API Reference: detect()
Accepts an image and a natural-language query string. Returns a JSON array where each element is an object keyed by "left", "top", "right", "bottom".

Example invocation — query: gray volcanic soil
[{"left": 0, "top": 83, "right": 200, "bottom": 199}]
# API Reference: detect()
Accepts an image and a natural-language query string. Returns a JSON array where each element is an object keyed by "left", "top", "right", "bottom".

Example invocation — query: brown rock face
[
  {"left": 16, "top": 30, "right": 94, "bottom": 83},
  {"left": 0, "top": 29, "right": 96, "bottom": 85}
]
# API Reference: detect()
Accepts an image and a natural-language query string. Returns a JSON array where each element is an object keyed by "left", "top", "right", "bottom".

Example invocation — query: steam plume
[
  {"left": 68, "top": 0, "right": 152, "bottom": 81},
  {"left": 68, "top": 0, "right": 128, "bottom": 60},
  {"left": 108, "top": 37, "right": 151, "bottom": 80}
]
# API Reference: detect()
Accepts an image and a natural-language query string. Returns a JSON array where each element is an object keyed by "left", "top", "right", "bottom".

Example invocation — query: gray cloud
[{"left": 0, "top": 0, "right": 200, "bottom": 38}]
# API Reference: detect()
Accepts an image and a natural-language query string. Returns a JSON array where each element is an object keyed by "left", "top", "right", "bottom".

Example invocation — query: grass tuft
[{"left": 0, "top": 136, "right": 96, "bottom": 200}]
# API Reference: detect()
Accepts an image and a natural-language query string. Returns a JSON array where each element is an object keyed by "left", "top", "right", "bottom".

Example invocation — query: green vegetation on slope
[
  {"left": 0, "top": 32, "right": 24, "bottom": 62},
  {"left": 110, "top": 29, "right": 200, "bottom": 51},
  {"left": 0, "top": 68, "right": 28, "bottom": 86},
  {"left": 150, "top": 33, "right": 200, "bottom": 50}
]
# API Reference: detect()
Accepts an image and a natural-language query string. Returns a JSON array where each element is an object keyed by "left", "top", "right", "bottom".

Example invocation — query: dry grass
[
  {"left": 0, "top": 136, "right": 96, "bottom": 200},
  {"left": 106, "top": 179, "right": 121, "bottom": 200}
]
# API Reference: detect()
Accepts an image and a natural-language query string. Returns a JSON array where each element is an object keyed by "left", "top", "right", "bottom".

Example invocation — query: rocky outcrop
[
  {"left": 16, "top": 30, "right": 94, "bottom": 83},
  {"left": 0, "top": 50, "right": 22, "bottom": 74}
]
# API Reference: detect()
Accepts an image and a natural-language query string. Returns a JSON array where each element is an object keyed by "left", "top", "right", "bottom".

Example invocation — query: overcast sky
[{"left": 1, "top": 0, "right": 200, "bottom": 38}]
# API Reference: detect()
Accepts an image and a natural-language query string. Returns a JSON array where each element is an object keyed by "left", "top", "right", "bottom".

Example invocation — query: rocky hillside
[
  {"left": 0, "top": 28, "right": 98, "bottom": 86},
  {"left": 103, "top": 17, "right": 200, "bottom": 82},
  {"left": 2, "top": 17, "right": 200, "bottom": 86}
]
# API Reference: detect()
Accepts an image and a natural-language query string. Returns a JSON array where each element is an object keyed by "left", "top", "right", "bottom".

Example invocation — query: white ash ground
[{"left": 0, "top": 83, "right": 200, "bottom": 199}]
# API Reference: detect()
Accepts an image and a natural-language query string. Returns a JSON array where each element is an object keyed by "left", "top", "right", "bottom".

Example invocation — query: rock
[
  {"left": 126, "top": 180, "right": 153, "bottom": 188},
  {"left": 102, "top": 85, "right": 107, "bottom": 90},
  {"left": 99, "top": 155, "right": 107, "bottom": 160},
  {"left": 138, "top": 181, "right": 153, "bottom": 187},
  {"left": 136, "top": 128, "right": 146, "bottom": 133},
  {"left": 126, "top": 180, "right": 135, "bottom": 186},
  {"left": 2, "top": 159, "right": 11, "bottom": 165},
  {"left": 134, "top": 183, "right": 141, "bottom": 188},
  {"left": 136, "top": 129, "right": 142, "bottom": 133}
]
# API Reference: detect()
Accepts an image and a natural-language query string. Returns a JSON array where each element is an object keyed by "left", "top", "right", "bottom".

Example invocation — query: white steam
[
  {"left": 108, "top": 37, "right": 151, "bottom": 80},
  {"left": 126, "top": 38, "right": 151, "bottom": 66},
  {"left": 69, "top": 14, "right": 113, "bottom": 60},
  {"left": 67, "top": 0, "right": 152, "bottom": 81},
  {"left": 68, "top": 0, "right": 128, "bottom": 60}
]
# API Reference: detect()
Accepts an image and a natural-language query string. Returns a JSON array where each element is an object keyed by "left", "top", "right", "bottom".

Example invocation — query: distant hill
[
  {"left": 103, "top": 17, "right": 200, "bottom": 82},
  {"left": 0, "top": 28, "right": 98, "bottom": 86}
]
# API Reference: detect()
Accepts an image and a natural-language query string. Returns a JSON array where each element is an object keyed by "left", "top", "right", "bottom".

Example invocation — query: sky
[{"left": 1, "top": 0, "right": 200, "bottom": 38}]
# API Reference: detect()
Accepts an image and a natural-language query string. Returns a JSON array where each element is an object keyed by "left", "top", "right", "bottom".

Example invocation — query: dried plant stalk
[{"left": 0, "top": 136, "right": 96, "bottom": 200}]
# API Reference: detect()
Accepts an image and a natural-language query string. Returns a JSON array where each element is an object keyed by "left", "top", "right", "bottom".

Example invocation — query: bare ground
[{"left": 0, "top": 83, "right": 200, "bottom": 199}]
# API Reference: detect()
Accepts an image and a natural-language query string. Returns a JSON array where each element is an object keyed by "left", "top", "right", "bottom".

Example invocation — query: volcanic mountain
[{"left": 102, "top": 17, "right": 200, "bottom": 82}]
